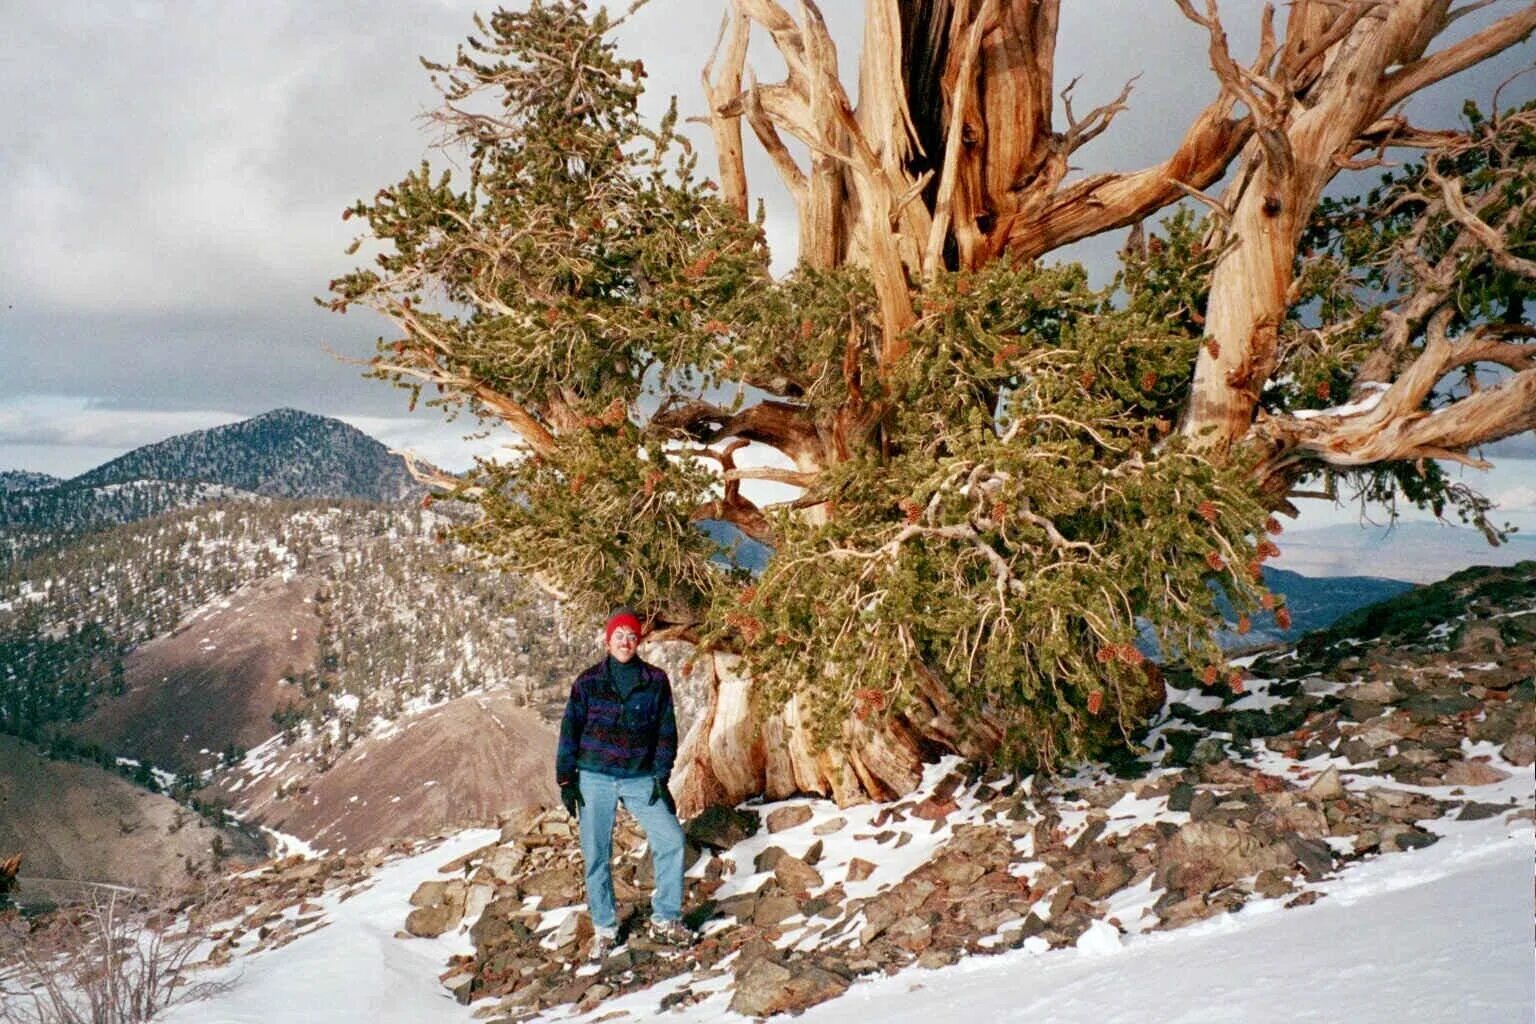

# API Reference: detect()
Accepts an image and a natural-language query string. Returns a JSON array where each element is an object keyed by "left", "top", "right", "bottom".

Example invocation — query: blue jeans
[{"left": 577, "top": 770, "right": 685, "bottom": 931}]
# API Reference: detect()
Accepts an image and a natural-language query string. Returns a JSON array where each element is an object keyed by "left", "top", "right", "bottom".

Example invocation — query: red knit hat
[{"left": 604, "top": 610, "right": 643, "bottom": 643}]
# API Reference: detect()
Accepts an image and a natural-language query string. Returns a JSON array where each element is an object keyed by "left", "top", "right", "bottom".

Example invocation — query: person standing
[{"left": 556, "top": 609, "right": 691, "bottom": 959}]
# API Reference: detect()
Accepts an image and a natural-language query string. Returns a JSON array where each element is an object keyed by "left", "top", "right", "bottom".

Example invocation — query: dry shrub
[{"left": 0, "top": 886, "right": 231, "bottom": 1024}]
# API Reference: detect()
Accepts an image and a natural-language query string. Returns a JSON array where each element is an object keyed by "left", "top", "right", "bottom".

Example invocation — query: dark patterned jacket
[{"left": 555, "top": 656, "right": 677, "bottom": 788}]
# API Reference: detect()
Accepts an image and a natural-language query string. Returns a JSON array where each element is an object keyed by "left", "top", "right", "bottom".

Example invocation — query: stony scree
[
  {"left": 69, "top": 562, "right": 1519, "bottom": 1021},
  {"left": 353, "top": 565, "right": 1536, "bottom": 1020}
]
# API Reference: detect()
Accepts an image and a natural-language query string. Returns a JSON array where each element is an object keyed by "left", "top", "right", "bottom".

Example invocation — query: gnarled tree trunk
[
  {"left": 371, "top": 1, "right": 1535, "bottom": 814},
  {"left": 667, "top": 0, "right": 1536, "bottom": 812},
  {"left": 670, "top": 650, "right": 1003, "bottom": 813}
]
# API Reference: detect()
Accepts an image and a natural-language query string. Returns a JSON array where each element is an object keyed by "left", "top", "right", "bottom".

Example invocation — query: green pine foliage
[
  {"left": 723, "top": 256, "right": 1274, "bottom": 767},
  {"left": 331, "top": 3, "right": 1425, "bottom": 775}
]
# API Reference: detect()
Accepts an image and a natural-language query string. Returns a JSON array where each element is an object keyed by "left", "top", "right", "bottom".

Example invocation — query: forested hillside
[
  {"left": 0, "top": 480, "right": 255, "bottom": 546},
  {"left": 0, "top": 471, "right": 61, "bottom": 493},
  {"left": 0, "top": 499, "right": 583, "bottom": 773},
  {"left": 0, "top": 410, "right": 426, "bottom": 543},
  {"left": 69, "top": 409, "right": 424, "bottom": 504}
]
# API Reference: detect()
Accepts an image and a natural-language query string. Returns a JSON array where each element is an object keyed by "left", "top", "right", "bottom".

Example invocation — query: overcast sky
[{"left": 2, "top": 0, "right": 1531, "bottom": 528}]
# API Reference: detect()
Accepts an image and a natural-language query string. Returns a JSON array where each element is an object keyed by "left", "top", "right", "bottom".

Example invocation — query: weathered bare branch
[
  {"left": 702, "top": 7, "right": 751, "bottom": 215},
  {"left": 1170, "top": 177, "right": 1233, "bottom": 222},
  {"left": 1354, "top": 114, "right": 1465, "bottom": 151},
  {"left": 369, "top": 354, "right": 559, "bottom": 458},
  {"left": 1491, "top": 65, "right": 1536, "bottom": 114},
  {"left": 999, "top": 93, "right": 1249, "bottom": 260},
  {"left": 740, "top": 77, "right": 809, "bottom": 205},
  {"left": 1175, "top": 0, "right": 1295, "bottom": 179},
  {"left": 1379, "top": 3, "right": 1536, "bottom": 111},
  {"left": 1060, "top": 73, "right": 1139, "bottom": 155},
  {"left": 1260, "top": 307, "right": 1536, "bottom": 482},
  {"left": 723, "top": 466, "right": 820, "bottom": 487},
  {"left": 392, "top": 448, "right": 481, "bottom": 495},
  {"left": 1425, "top": 151, "right": 1536, "bottom": 279}
]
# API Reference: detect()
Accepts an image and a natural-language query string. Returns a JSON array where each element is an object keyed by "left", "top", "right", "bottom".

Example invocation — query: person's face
[{"left": 607, "top": 626, "right": 639, "bottom": 663}]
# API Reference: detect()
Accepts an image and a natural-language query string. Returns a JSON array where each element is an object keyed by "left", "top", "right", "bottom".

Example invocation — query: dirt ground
[
  {"left": 0, "top": 734, "right": 257, "bottom": 899},
  {"left": 224, "top": 693, "right": 559, "bottom": 853},
  {"left": 72, "top": 573, "right": 322, "bottom": 771}
]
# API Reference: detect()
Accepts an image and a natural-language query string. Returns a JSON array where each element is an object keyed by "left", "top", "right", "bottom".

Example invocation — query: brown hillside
[
  {"left": 73, "top": 573, "right": 321, "bottom": 770},
  {"left": 0, "top": 734, "right": 260, "bottom": 902},
  {"left": 220, "top": 694, "right": 558, "bottom": 854}
]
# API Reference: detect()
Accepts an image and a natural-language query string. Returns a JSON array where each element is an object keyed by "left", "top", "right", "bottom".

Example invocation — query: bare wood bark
[
  {"left": 851, "top": 0, "right": 934, "bottom": 276},
  {"left": 1184, "top": 0, "right": 1536, "bottom": 451},
  {"left": 703, "top": 7, "right": 752, "bottom": 216},
  {"left": 923, "top": 0, "right": 998, "bottom": 275},
  {"left": 672, "top": 651, "right": 957, "bottom": 815},
  {"left": 649, "top": 396, "right": 828, "bottom": 470},
  {"left": 801, "top": 0, "right": 846, "bottom": 270},
  {"left": 1379, "top": 3, "right": 1536, "bottom": 110}
]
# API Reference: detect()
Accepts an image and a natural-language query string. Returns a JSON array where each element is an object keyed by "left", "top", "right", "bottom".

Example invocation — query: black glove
[
  {"left": 649, "top": 777, "right": 677, "bottom": 815},
  {"left": 560, "top": 782, "right": 584, "bottom": 819}
]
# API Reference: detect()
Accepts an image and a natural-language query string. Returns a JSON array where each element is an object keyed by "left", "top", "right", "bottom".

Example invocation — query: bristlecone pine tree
[{"left": 329, "top": 0, "right": 1536, "bottom": 812}]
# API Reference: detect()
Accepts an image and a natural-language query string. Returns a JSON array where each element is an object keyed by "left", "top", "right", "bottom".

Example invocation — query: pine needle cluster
[{"left": 330, "top": 2, "right": 1304, "bottom": 774}]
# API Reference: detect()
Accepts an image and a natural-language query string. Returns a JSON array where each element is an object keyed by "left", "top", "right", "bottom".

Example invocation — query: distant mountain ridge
[
  {"left": 0, "top": 410, "right": 428, "bottom": 538},
  {"left": 68, "top": 408, "right": 424, "bottom": 503},
  {"left": 1234, "top": 565, "right": 1413, "bottom": 649},
  {"left": 0, "top": 471, "right": 61, "bottom": 493},
  {"left": 1272, "top": 520, "right": 1536, "bottom": 584}
]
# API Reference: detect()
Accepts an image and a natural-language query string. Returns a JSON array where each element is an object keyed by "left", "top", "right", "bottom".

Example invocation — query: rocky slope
[
  {"left": 117, "top": 561, "right": 1532, "bottom": 1021},
  {"left": 1, "top": 496, "right": 590, "bottom": 888},
  {"left": 431, "top": 567, "right": 1533, "bottom": 1020}
]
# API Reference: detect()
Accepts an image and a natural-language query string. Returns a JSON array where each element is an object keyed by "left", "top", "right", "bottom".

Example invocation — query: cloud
[
  {"left": 0, "top": 396, "right": 242, "bottom": 449},
  {"left": 1, "top": 1, "right": 481, "bottom": 317},
  {"left": 3, "top": 0, "right": 1531, "bottom": 479},
  {"left": 1482, "top": 432, "right": 1536, "bottom": 459},
  {"left": 1490, "top": 483, "right": 1536, "bottom": 513},
  {"left": 336, "top": 413, "right": 517, "bottom": 473}
]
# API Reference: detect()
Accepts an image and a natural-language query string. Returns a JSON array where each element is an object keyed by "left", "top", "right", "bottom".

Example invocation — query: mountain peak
[{"left": 66, "top": 410, "right": 424, "bottom": 504}]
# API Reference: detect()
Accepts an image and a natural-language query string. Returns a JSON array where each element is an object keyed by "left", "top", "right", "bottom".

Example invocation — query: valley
[{"left": 0, "top": 409, "right": 1521, "bottom": 902}]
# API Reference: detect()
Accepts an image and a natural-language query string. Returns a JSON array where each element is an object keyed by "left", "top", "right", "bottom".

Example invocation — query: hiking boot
[
  {"left": 586, "top": 928, "right": 617, "bottom": 961},
  {"left": 647, "top": 918, "right": 695, "bottom": 947}
]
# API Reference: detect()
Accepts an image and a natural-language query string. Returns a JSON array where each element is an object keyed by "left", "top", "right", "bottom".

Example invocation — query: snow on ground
[
  {"left": 788, "top": 822, "right": 1532, "bottom": 1024},
  {"left": 159, "top": 830, "right": 497, "bottom": 1024},
  {"left": 161, "top": 809, "right": 1534, "bottom": 1024}
]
